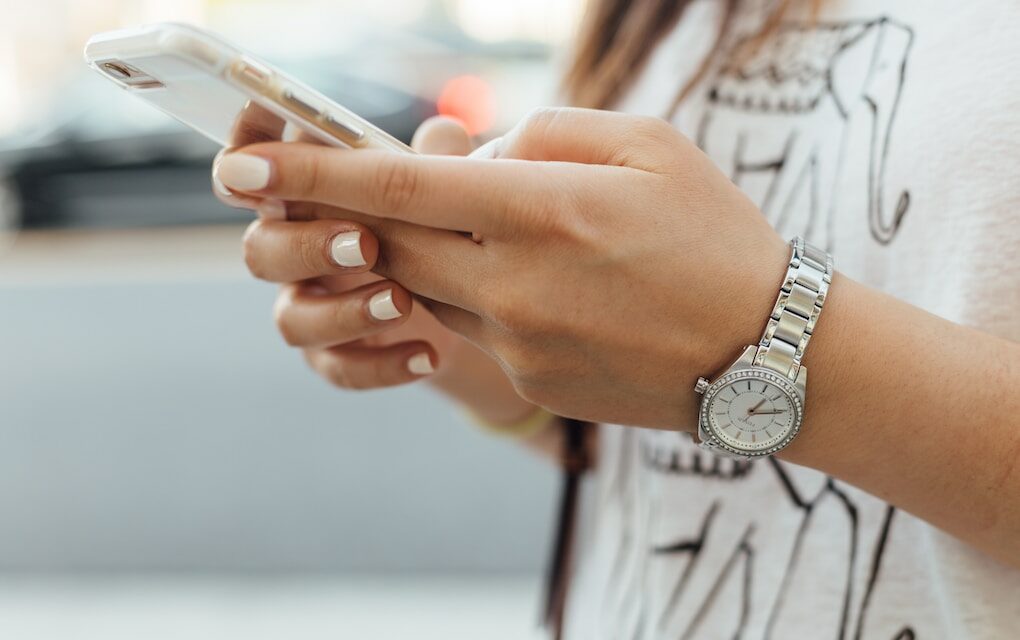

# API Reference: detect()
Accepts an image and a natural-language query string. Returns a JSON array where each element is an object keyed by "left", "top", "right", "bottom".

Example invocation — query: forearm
[{"left": 779, "top": 274, "right": 1020, "bottom": 566}]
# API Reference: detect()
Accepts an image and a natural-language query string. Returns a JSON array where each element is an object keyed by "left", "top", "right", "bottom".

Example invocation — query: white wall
[{"left": 0, "top": 269, "right": 557, "bottom": 573}]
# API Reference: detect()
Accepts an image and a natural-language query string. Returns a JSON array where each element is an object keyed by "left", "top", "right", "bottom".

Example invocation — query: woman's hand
[
  {"left": 216, "top": 107, "right": 1020, "bottom": 566},
  {"left": 213, "top": 116, "right": 543, "bottom": 427},
  {"left": 212, "top": 117, "right": 468, "bottom": 388},
  {"left": 219, "top": 107, "right": 789, "bottom": 429}
]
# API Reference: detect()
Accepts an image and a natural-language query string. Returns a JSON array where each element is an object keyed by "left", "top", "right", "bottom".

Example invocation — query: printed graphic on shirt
[
  {"left": 597, "top": 16, "right": 918, "bottom": 640},
  {"left": 606, "top": 430, "right": 914, "bottom": 640},
  {"left": 696, "top": 18, "right": 914, "bottom": 250}
]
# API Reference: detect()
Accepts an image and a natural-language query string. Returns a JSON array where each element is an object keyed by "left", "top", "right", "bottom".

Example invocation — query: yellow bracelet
[{"left": 466, "top": 405, "right": 558, "bottom": 439}]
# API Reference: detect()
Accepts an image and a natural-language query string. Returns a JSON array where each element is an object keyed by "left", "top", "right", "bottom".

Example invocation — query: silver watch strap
[{"left": 753, "top": 236, "right": 833, "bottom": 380}]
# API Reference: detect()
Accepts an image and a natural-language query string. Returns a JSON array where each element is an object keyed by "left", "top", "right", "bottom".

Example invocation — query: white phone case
[{"left": 84, "top": 22, "right": 412, "bottom": 153}]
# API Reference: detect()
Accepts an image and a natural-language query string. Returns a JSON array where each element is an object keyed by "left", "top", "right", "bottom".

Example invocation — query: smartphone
[{"left": 84, "top": 22, "right": 413, "bottom": 153}]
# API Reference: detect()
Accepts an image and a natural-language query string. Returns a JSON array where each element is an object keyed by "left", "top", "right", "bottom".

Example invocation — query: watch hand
[
  {"left": 750, "top": 410, "right": 787, "bottom": 415},
  {"left": 748, "top": 398, "right": 767, "bottom": 414}
]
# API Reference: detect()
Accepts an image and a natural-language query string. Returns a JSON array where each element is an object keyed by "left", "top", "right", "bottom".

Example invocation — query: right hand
[
  {"left": 216, "top": 110, "right": 576, "bottom": 459},
  {"left": 213, "top": 114, "right": 475, "bottom": 389}
]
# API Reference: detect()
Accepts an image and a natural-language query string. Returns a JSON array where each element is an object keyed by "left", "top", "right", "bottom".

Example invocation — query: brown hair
[{"left": 563, "top": 0, "right": 820, "bottom": 115}]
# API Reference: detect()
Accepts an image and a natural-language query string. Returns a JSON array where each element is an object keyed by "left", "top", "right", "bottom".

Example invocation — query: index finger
[
  {"left": 228, "top": 100, "right": 287, "bottom": 147},
  {"left": 212, "top": 101, "right": 289, "bottom": 210},
  {"left": 214, "top": 142, "right": 566, "bottom": 236}
]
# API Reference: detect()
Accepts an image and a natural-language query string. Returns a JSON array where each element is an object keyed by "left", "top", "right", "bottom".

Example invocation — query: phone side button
[
  {"left": 232, "top": 57, "right": 272, "bottom": 90},
  {"left": 283, "top": 89, "right": 322, "bottom": 119},
  {"left": 322, "top": 113, "right": 366, "bottom": 145}
]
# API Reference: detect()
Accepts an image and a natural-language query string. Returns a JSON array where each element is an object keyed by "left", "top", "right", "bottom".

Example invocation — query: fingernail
[
  {"left": 407, "top": 352, "right": 434, "bottom": 375},
  {"left": 257, "top": 199, "right": 288, "bottom": 220},
  {"left": 211, "top": 171, "right": 233, "bottom": 197},
  {"left": 215, "top": 153, "right": 271, "bottom": 191},
  {"left": 368, "top": 289, "right": 402, "bottom": 321},
  {"left": 331, "top": 231, "right": 366, "bottom": 267}
]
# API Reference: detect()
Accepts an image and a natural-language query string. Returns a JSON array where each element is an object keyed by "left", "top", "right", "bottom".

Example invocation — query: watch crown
[{"left": 695, "top": 377, "right": 710, "bottom": 394}]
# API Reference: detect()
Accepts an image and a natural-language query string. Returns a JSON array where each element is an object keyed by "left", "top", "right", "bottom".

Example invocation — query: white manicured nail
[
  {"left": 407, "top": 352, "right": 434, "bottom": 375},
  {"left": 212, "top": 171, "right": 233, "bottom": 197},
  {"left": 368, "top": 289, "right": 402, "bottom": 321},
  {"left": 257, "top": 199, "right": 287, "bottom": 220},
  {"left": 331, "top": 231, "right": 366, "bottom": 267},
  {"left": 215, "top": 153, "right": 271, "bottom": 191}
]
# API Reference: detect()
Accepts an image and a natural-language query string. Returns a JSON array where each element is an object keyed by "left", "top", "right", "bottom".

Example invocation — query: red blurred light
[{"left": 436, "top": 75, "right": 497, "bottom": 136}]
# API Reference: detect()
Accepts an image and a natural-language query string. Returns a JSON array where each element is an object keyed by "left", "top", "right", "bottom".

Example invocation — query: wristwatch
[{"left": 693, "top": 236, "right": 833, "bottom": 458}]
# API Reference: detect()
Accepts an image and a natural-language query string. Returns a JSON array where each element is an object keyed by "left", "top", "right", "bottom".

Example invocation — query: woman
[{"left": 212, "top": 0, "right": 1020, "bottom": 637}]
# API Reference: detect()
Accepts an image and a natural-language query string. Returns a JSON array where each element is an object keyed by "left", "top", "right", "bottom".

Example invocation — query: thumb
[{"left": 410, "top": 116, "right": 473, "bottom": 156}]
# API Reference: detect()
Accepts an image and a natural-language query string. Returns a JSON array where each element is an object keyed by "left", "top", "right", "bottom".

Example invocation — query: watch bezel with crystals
[{"left": 698, "top": 364, "right": 804, "bottom": 458}]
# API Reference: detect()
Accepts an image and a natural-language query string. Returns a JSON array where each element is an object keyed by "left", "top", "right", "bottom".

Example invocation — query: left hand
[{"left": 219, "top": 107, "right": 790, "bottom": 429}]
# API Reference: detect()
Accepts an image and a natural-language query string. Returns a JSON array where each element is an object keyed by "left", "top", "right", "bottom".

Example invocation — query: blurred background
[{"left": 0, "top": 0, "right": 584, "bottom": 637}]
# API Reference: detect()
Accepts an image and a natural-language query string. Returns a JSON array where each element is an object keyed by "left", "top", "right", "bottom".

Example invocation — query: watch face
[{"left": 700, "top": 369, "right": 803, "bottom": 456}]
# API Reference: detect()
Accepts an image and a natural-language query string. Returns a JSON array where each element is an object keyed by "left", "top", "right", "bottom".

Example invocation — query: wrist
[
  {"left": 684, "top": 237, "right": 791, "bottom": 402},
  {"left": 701, "top": 236, "right": 790, "bottom": 369},
  {"left": 692, "top": 236, "right": 833, "bottom": 457},
  {"left": 427, "top": 338, "right": 538, "bottom": 425},
  {"left": 774, "top": 273, "right": 877, "bottom": 470}
]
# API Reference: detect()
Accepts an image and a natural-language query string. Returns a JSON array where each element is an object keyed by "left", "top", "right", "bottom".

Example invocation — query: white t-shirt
[{"left": 563, "top": 1, "right": 1020, "bottom": 638}]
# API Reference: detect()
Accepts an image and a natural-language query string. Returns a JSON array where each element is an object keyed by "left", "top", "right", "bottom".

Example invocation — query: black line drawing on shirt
[
  {"left": 761, "top": 462, "right": 861, "bottom": 640},
  {"left": 696, "top": 18, "right": 914, "bottom": 248},
  {"left": 642, "top": 437, "right": 755, "bottom": 480},
  {"left": 677, "top": 524, "right": 755, "bottom": 640},
  {"left": 652, "top": 501, "right": 721, "bottom": 632},
  {"left": 854, "top": 504, "right": 899, "bottom": 640},
  {"left": 623, "top": 428, "right": 912, "bottom": 638},
  {"left": 587, "top": 16, "right": 919, "bottom": 639},
  {"left": 651, "top": 504, "right": 756, "bottom": 640}
]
